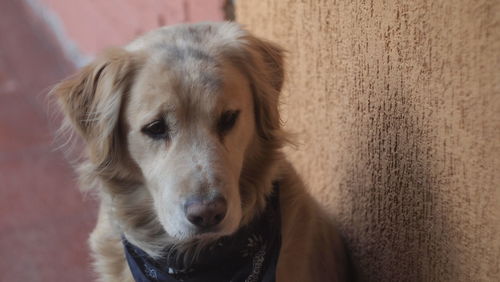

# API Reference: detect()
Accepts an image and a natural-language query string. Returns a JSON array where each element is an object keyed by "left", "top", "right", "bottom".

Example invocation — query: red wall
[{"left": 38, "top": 0, "right": 225, "bottom": 56}]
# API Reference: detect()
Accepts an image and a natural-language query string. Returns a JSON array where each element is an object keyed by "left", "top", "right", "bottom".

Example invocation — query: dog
[{"left": 53, "top": 22, "right": 349, "bottom": 282}]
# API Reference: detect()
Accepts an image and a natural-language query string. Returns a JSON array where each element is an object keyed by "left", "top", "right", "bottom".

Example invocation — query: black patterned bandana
[{"left": 123, "top": 182, "right": 281, "bottom": 282}]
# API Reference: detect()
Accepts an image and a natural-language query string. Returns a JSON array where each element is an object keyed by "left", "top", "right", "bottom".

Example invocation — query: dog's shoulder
[
  {"left": 89, "top": 203, "right": 135, "bottom": 282},
  {"left": 276, "top": 160, "right": 349, "bottom": 282}
]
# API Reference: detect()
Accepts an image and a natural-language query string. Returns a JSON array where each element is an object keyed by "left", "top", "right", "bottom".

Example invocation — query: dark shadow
[{"left": 338, "top": 78, "right": 452, "bottom": 281}]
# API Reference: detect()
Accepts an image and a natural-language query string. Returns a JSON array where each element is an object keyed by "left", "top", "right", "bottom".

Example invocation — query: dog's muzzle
[{"left": 184, "top": 195, "right": 227, "bottom": 230}]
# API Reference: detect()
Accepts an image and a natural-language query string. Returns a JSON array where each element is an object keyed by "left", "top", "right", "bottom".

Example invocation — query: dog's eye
[
  {"left": 217, "top": 110, "right": 240, "bottom": 134},
  {"left": 142, "top": 120, "right": 169, "bottom": 140}
]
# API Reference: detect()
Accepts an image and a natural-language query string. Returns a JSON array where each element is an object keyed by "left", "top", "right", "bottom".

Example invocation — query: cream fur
[{"left": 53, "top": 22, "right": 349, "bottom": 282}]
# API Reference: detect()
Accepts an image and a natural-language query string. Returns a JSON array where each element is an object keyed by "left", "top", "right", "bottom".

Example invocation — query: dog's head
[{"left": 53, "top": 23, "right": 286, "bottom": 254}]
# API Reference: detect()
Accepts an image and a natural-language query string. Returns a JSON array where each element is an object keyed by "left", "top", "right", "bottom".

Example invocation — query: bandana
[{"left": 123, "top": 182, "right": 281, "bottom": 282}]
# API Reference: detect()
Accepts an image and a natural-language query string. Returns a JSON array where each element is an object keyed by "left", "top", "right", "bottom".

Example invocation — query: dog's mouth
[
  {"left": 187, "top": 218, "right": 239, "bottom": 239},
  {"left": 164, "top": 214, "right": 241, "bottom": 243},
  {"left": 191, "top": 225, "right": 222, "bottom": 237}
]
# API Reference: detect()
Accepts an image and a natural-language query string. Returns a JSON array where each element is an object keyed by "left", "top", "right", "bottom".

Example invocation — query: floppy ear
[
  {"left": 232, "top": 34, "right": 287, "bottom": 222},
  {"left": 53, "top": 48, "right": 142, "bottom": 172},
  {"left": 241, "top": 34, "right": 286, "bottom": 148}
]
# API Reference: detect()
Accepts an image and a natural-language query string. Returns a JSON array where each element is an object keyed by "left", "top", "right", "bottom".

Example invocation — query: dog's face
[
  {"left": 126, "top": 57, "right": 254, "bottom": 239},
  {"left": 54, "top": 23, "right": 285, "bottom": 250}
]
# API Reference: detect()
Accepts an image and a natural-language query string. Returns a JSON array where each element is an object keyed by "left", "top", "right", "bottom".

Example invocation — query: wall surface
[
  {"left": 27, "top": 0, "right": 225, "bottom": 63},
  {"left": 237, "top": 1, "right": 500, "bottom": 281},
  {"left": 0, "top": 1, "right": 93, "bottom": 281}
]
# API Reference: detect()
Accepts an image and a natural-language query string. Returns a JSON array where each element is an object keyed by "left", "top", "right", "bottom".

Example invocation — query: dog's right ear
[
  {"left": 52, "top": 48, "right": 143, "bottom": 171},
  {"left": 239, "top": 34, "right": 287, "bottom": 149}
]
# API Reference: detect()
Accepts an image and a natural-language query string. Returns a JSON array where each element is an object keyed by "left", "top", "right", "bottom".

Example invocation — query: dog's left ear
[
  {"left": 241, "top": 34, "right": 286, "bottom": 148},
  {"left": 53, "top": 48, "right": 142, "bottom": 174}
]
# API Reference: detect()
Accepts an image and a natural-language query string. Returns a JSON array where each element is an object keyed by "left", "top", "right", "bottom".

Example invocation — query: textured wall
[{"left": 237, "top": 1, "right": 500, "bottom": 281}]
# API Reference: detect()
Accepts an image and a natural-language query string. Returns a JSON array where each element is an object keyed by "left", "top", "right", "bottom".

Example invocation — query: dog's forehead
[
  {"left": 157, "top": 45, "right": 223, "bottom": 92},
  {"left": 137, "top": 48, "right": 222, "bottom": 100},
  {"left": 125, "top": 22, "right": 251, "bottom": 125},
  {"left": 128, "top": 54, "right": 250, "bottom": 128}
]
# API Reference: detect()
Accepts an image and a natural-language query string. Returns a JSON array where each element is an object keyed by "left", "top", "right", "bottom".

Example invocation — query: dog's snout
[{"left": 184, "top": 196, "right": 227, "bottom": 229}]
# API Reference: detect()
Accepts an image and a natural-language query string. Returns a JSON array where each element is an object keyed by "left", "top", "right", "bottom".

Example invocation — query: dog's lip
[
  {"left": 193, "top": 226, "right": 221, "bottom": 235},
  {"left": 188, "top": 224, "right": 238, "bottom": 241}
]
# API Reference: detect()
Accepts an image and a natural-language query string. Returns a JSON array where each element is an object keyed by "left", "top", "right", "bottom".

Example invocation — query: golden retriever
[{"left": 53, "top": 22, "right": 349, "bottom": 282}]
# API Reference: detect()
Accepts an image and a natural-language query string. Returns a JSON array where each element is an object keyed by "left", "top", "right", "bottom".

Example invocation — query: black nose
[{"left": 184, "top": 196, "right": 227, "bottom": 229}]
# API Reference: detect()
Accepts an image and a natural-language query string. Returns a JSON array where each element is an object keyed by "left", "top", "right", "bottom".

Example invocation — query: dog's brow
[
  {"left": 200, "top": 73, "right": 223, "bottom": 92},
  {"left": 185, "top": 47, "right": 214, "bottom": 62},
  {"left": 158, "top": 45, "right": 223, "bottom": 92},
  {"left": 157, "top": 45, "right": 215, "bottom": 63}
]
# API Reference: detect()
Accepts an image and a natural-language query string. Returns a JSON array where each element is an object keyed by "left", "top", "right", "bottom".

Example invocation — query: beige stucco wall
[{"left": 237, "top": 1, "right": 500, "bottom": 281}]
